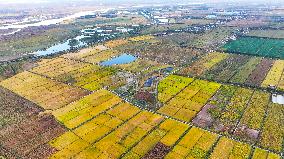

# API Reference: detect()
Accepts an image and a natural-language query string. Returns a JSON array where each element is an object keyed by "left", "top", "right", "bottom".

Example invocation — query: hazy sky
[{"left": 0, "top": 0, "right": 281, "bottom": 5}]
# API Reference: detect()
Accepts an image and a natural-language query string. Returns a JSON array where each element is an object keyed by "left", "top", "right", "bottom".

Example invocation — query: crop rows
[
  {"left": 180, "top": 52, "right": 228, "bottom": 76},
  {"left": 245, "top": 59, "right": 274, "bottom": 87},
  {"left": 210, "top": 137, "right": 251, "bottom": 159},
  {"left": 200, "top": 87, "right": 282, "bottom": 153},
  {"left": 259, "top": 102, "right": 284, "bottom": 153},
  {"left": 52, "top": 90, "right": 123, "bottom": 129},
  {"left": 230, "top": 57, "right": 262, "bottom": 83},
  {"left": 261, "top": 60, "right": 284, "bottom": 87},
  {"left": 179, "top": 52, "right": 284, "bottom": 91},
  {"left": 157, "top": 75, "right": 194, "bottom": 103},
  {"left": 166, "top": 127, "right": 218, "bottom": 159},
  {"left": 1, "top": 82, "right": 282, "bottom": 159},
  {"left": 222, "top": 36, "right": 284, "bottom": 59},
  {"left": 202, "top": 54, "right": 250, "bottom": 82},
  {"left": 0, "top": 71, "right": 89, "bottom": 110},
  {"left": 158, "top": 75, "right": 284, "bottom": 154},
  {"left": 158, "top": 79, "right": 221, "bottom": 122},
  {"left": 31, "top": 57, "right": 120, "bottom": 91},
  {"left": 48, "top": 89, "right": 281, "bottom": 159}
]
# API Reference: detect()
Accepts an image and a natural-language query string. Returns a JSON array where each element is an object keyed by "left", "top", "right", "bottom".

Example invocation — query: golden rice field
[
  {"left": 0, "top": 71, "right": 89, "bottom": 110},
  {"left": 1, "top": 67, "right": 282, "bottom": 158},
  {"left": 1, "top": 33, "right": 284, "bottom": 159}
]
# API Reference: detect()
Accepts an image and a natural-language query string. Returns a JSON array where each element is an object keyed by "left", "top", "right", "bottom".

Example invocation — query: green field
[{"left": 222, "top": 37, "right": 284, "bottom": 59}]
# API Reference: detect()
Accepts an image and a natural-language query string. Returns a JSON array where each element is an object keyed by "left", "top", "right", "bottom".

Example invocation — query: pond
[
  {"left": 144, "top": 76, "right": 157, "bottom": 87},
  {"left": 33, "top": 35, "right": 88, "bottom": 56},
  {"left": 100, "top": 54, "right": 137, "bottom": 66}
]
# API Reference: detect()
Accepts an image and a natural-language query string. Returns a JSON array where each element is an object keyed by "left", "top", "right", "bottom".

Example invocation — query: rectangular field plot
[
  {"left": 157, "top": 75, "right": 194, "bottom": 103},
  {"left": 247, "top": 29, "right": 284, "bottom": 39},
  {"left": 31, "top": 57, "right": 119, "bottom": 91},
  {"left": 52, "top": 89, "right": 123, "bottom": 129},
  {"left": 0, "top": 71, "right": 89, "bottom": 110},
  {"left": 158, "top": 76, "right": 221, "bottom": 122},
  {"left": 192, "top": 83, "right": 284, "bottom": 153},
  {"left": 49, "top": 110, "right": 165, "bottom": 158},
  {"left": 1, "top": 115, "right": 66, "bottom": 158},
  {"left": 245, "top": 59, "right": 274, "bottom": 87},
  {"left": 165, "top": 127, "right": 218, "bottom": 159},
  {"left": 197, "top": 87, "right": 256, "bottom": 134},
  {"left": 0, "top": 86, "right": 42, "bottom": 129},
  {"left": 230, "top": 57, "right": 262, "bottom": 83},
  {"left": 209, "top": 137, "right": 251, "bottom": 159},
  {"left": 222, "top": 36, "right": 284, "bottom": 59},
  {"left": 262, "top": 60, "right": 284, "bottom": 88},
  {"left": 252, "top": 148, "right": 281, "bottom": 159},
  {"left": 177, "top": 51, "right": 284, "bottom": 90},
  {"left": 179, "top": 52, "right": 228, "bottom": 76},
  {"left": 201, "top": 54, "right": 251, "bottom": 82},
  {"left": 31, "top": 57, "right": 93, "bottom": 78},
  {"left": 104, "top": 39, "right": 129, "bottom": 48},
  {"left": 259, "top": 102, "right": 284, "bottom": 153},
  {"left": 122, "top": 119, "right": 189, "bottom": 158},
  {"left": 62, "top": 48, "right": 121, "bottom": 65}
]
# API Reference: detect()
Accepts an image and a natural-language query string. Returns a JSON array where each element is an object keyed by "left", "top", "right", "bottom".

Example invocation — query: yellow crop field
[
  {"left": 128, "top": 35, "right": 155, "bottom": 42},
  {"left": 252, "top": 148, "right": 281, "bottom": 159},
  {"left": 105, "top": 39, "right": 129, "bottom": 48},
  {"left": 261, "top": 60, "right": 284, "bottom": 87},
  {"left": 31, "top": 57, "right": 118, "bottom": 91},
  {"left": 0, "top": 71, "right": 89, "bottom": 110},
  {"left": 42, "top": 90, "right": 282, "bottom": 159},
  {"left": 53, "top": 89, "right": 123, "bottom": 129},
  {"left": 166, "top": 127, "right": 218, "bottom": 159},
  {"left": 158, "top": 78, "right": 221, "bottom": 122},
  {"left": 158, "top": 75, "right": 194, "bottom": 103},
  {"left": 210, "top": 137, "right": 251, "bottom": 159}
]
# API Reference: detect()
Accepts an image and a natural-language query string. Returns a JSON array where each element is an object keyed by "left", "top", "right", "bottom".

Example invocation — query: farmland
[
  {"left": 115, "top": 34, "right": 205, "bottom": 66},
  {"left": 178, "top": 52, "right": 284, "bottom": 91},
  {"left": 1, "top": 60, "right": 283, "bottom": 158},
  {"left": 0, "top": 71, "right": 90, "bottom": 110},
  {"left": 2, "top": 86, "right": 280, "bottom": 158},
  {"left": 2, "top": 2, "right": 284, "bottom": 159},
  {"left": 158, "top": 76, "right": 221, "bottom": 122},
  {"left": 222, "top": 37, "right": 284, "bottom": 59},
  {"left": 157, "top": 75, "right": 284, "bottom": 154},
  {"left": 0, "top": 86, "right": 67, "bottom": 158},
  {"left": 30, "top": 57, "right": 120, "bottom": 91}
]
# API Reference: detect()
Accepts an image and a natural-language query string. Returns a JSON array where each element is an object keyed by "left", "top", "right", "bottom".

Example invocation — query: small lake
[
  {"left": 33, "top": 35, "right": 88, "bottom": 56},
  {"left": 100, "top": 54, "right": 137, "bottom": 66}
]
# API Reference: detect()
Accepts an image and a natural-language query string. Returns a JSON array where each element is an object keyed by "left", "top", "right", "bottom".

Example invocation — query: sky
[{"left": 0, "top": 0, "right": 281, "bottom": 5}]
